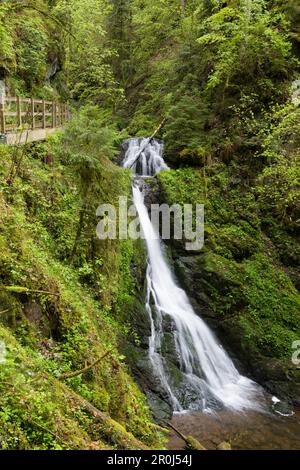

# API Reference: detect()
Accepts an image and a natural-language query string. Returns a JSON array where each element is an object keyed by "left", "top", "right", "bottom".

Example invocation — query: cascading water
[
  {"left": 123, "top": 137, "right": 264, "bottom": 413},
  {"left": 122, "top": 137, "right": 169, "bottom": 175}
]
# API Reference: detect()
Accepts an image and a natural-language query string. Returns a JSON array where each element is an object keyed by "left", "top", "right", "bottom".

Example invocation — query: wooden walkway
[{"left": 0, "top": 96, "right": 70, "bottom": 145}]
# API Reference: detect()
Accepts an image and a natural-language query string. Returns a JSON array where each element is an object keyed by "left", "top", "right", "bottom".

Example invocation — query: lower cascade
[{"left": 123, "top": 137, "right": 264, "bottom": 413}]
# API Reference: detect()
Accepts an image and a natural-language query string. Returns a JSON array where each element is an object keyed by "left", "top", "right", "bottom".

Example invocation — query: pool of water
[{"left": 167, "top": 407, "right": 300, "bottom": 450}]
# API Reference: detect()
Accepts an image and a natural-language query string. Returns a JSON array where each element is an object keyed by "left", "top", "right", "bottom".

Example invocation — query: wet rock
[
  {"left": 271, "top": 399, "right": 294, "bottom": 417},
  {"left": 217, "top": 441, "right": 231, "bottom": 450},
  {"left": 147, "top": 391, "right": 172, "bottom": 421},
  {"left": 143, "top": 178, "right": 161, "bottom": 209},
  {"left": 184, "top": 435, "right": 206, "bottom": 451}
]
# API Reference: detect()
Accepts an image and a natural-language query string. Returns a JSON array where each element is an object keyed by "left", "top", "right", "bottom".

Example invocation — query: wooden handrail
[{"left": 0, "top": 95, "right": 70, "bottom": 134}]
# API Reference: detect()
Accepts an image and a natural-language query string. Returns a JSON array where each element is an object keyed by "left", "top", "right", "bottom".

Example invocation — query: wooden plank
[
  {"left": 6, "top": 127, "right": 63, "bottom": 145},
  {"left": 3, "top": 111, "right": 18, "bottom": 117}
]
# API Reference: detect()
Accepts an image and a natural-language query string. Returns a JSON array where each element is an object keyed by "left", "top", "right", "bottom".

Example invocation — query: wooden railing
[{"left": 0, "top": 96, "right": 70, "bottom": 134}]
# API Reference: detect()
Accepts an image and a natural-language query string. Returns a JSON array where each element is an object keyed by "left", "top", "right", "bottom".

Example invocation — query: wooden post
[
  {"left": 57, "top": 102, "right": 59, "bottom": 127},
  {"left": 54, "top": 102, "right": 57, "bottom": 128},
  {"left": 42, "top": 99, "right": 46, "bottom": 129},
  {"left": 51, "top": 101, "right": 55, "bottom": 128},
  {"left": 30, "top": 97, "right": 35, "bottom": 129},
  {"left": 56, "top": 102, "right": 58, "bottom": 127},
  {"left": 60, "top": 103, "right": 63, "bottom": 126},
  {"left": 17, "top": 96, "right": 22, "bottom": 128},
  {"left": 0, "top": 100, "right": 5, "bottom": 134}
]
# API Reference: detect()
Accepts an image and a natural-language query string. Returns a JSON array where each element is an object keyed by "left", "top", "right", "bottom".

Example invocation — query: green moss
[
  {"left": 0, "top": 142, "right": 165, "bottom": 450},
  {"left": 159, "top": 167, "right": 300, "bottom": 364},
  {"left": 158, "top": 168, "right": 206, "bottom": 207}
]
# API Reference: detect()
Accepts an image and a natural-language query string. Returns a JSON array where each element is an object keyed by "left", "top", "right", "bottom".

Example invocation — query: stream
[{"left": 122, "top": 137, "right": 300, "bottom": 450}]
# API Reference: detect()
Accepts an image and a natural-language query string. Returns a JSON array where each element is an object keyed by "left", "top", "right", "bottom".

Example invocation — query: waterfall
[{"left": 123, "top": 137, "right": 263, "bottom": 413}]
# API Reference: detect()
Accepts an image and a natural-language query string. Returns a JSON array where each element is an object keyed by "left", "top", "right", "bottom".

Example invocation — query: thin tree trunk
[
  {"left": 164, "top": 420, "right": 206, "bottom": 450},
  {"left": 128, "top": 117, "right": 166, "bottom": 169},
  {"left": 181, "top": 0, "right": 186, "bottom": 17},
  {"left": 59, "top": 350, "right": 112, "bottom": 380}
]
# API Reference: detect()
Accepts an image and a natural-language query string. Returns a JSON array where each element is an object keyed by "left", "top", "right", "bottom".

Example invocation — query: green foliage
[
  {"left": 163, "top": 96, "right": 210, "bottom": 159},
  {"left": 118, "top": 0, "right": 298, "bottom": 168},
  {"left": 196, "top": 1, "right": 292, "bottom": 93},
  {"left": 63, "top": 105, "right": 124, "bottom": 162},
  {"left": 158, "top": 168, "right": 206, "bottom": 206},
  {"left": 55, "top": 0, "right": 124, "bottom": 106},
  {"left": 257, "top": 154, "right": 300, "bottom": 230},
  {"left": 0, "top": 1, "right": 63, "bottom": 94},
  {"left": 0, "top": 137, "right": 165, "bottom": 450},
  {"left": 15, "top": 15, "right": 48, "bottom": 88},
  {"left": 61, "top": 106, "right": 120, "bottom": 197},
  {"left": 1, "top": 0, "right": 300, "bottom": 450},
  {"left": 159, "top": 166, "right": 300, "bottom": 360},
  {"left": 0, "top": 5, "right": 15, "bottom": 74}
]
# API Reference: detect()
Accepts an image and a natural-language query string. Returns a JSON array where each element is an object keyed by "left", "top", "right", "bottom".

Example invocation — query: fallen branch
[
  {"left": 0, "top": 285, "right": 59, "bottom": 296},
  {"left": 59, "top": 350, "right": 112, "bottom": 380},
  {"left": 18, "top": 370, "right": 150, "bottom": 450},
  {"left": 128, "top": 117, "right": 166, "bottom": 169},
  {"left": 164, "top": 420, "right": 206, "bottom": 450},
  {"left": 0, "top": 309, "right": 10, "bottom": 315},
  {"left": 149, "top": 422, "right": 170, "bottom": 434},
  {"left": 70, "top": 391, "right": 149, "bottom": 450},
  {"left": 149, "top": 117, "right": 166, "bottom": 141}
]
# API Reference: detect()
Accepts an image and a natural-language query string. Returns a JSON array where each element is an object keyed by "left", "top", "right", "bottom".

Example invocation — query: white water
[
  {"left": 123, "top": 138, "right": 263, "bottom": 413},
  {"left": 122, "top": 137, "right": 168, "bottom": 175}
]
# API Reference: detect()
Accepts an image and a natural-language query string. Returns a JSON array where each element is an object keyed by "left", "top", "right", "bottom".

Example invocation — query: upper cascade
[{"left": 122, "top": 137, "right": 169, "bottom": 176}]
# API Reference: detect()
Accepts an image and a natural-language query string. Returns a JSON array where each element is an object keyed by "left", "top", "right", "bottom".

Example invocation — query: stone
[{"left": 216, "top": 441, "right": 232, "bottom": 450}]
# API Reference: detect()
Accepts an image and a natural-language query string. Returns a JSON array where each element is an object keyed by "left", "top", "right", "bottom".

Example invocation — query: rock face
[{"left": 217, "top": 441, "right": 231, "bottom": 450}]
